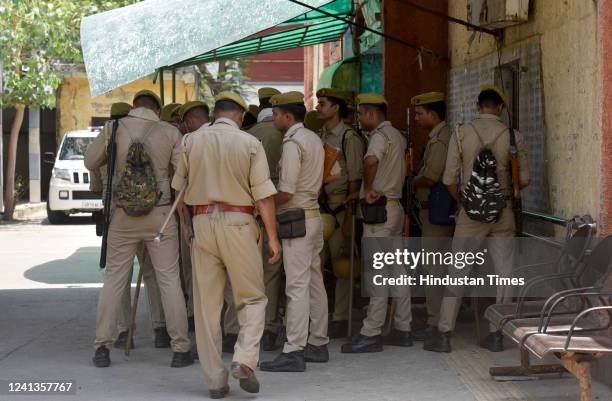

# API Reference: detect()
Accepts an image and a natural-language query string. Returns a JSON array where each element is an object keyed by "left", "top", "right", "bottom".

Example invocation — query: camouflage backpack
[{"left": 113, "top": 135, "right": 160, "bottom": 217}]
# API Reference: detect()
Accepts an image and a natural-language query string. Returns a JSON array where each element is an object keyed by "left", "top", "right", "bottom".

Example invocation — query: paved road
[{"left": 1, "top": 216, "right": 610, "bottom": 400}]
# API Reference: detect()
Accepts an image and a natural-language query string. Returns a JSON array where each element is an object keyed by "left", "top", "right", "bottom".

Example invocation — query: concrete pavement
[{"left": 1, "top": 216, "right": 612, "bottom": 400}]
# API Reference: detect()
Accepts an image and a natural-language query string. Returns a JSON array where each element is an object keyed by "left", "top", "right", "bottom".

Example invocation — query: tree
[
  {"left": 0, "top": 0, "right": 134, "bottom": 220},
  {"left": 196, "top": 58, "right": 252, "bottom": 109}
]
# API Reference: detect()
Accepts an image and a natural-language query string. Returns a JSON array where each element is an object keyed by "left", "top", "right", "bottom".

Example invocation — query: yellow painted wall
[
  {"left": 57, "top": 71, "right": 196, "bottom": 139},
  {"left": 448, "top": 0, "right": 601, "bottom": 220}
]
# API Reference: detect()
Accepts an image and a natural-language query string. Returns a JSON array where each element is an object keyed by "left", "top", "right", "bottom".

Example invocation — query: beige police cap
[
  {"left": 215, "top": 91, "right": 248, "bottom": 111},
  {"left": 304, "top": 110, "right": 324, "bottom": 132},
  {"left": 316, "top": 87, "right": 352, "bottom": 104},
  {"left": 248, "top": 104, "right": 260, "bottom": 118},
  {"left": 133, "top": 89, "right": 162, "bottom": 108},
  {"left": 160, "top": 103, "right": 182, "bottom": 122},
  {"left": 110, "top": 102, "right": 132, "bottom": 118},
  {"left": 480, "top": 85, "right": 508, "bottom": 106},
  {"left": 258, "top": 87, "right": 281, "bottom": 100},
  {"left": 178, "top": 101, "right": 209, "bottom": 120},
  {"left": 411, "top": 92, "right": 445, "bottom": 106},
  {"left": 270, "top": 91, "right": 305, "bottom": 107},
  {"left": 356, "top": 93, "right": 387, "bottom": 106}
]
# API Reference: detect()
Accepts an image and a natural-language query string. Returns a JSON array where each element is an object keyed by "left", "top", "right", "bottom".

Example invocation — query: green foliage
[
  {"left": 0, "top": 0, "right": 136, "bottom": 109},
  {"left": 197, "top": 58, "right": 252, "bottom": 108}
]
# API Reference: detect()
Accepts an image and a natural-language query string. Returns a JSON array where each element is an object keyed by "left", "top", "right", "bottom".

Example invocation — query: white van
[{"left": 45, "top": 128, "right": 103, "bottom": 224}]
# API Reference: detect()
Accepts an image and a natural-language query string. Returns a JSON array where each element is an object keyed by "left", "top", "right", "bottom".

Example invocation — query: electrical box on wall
[{"left": 467, "top": 0, "right": 530, "bottom": 30}]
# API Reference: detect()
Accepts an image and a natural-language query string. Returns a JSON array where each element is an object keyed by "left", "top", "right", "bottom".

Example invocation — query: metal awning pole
[
  {"left": 171, "top": 69, "right": 176, "bottom": 103},
  {"left": 159, "top": 67, "right": 165, "bottom": 105}
]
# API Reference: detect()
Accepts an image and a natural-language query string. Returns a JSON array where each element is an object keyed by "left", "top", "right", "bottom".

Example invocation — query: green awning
[
  {"left": 282, "top": 0, "right": 353, "bottom": 25},
  {"left": 317, "top": 56, "right": 360, "bottom": 93},
  {"left": 169, "top": 0, "right": 353, "bottom": 67},
  {"left": 171, "top": 17, "right": 349, "bottom": 67}
]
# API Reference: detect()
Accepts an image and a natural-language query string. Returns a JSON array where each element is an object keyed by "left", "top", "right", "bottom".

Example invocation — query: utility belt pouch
[
  {"left": 277, "top": 208, "right": 306, "bottom": 239},
  {"left": 360, "top": 196, "right": 387, "bottom": 224},
  {"left": 95, "top": 212, "right": 105, "bottom": 237}
]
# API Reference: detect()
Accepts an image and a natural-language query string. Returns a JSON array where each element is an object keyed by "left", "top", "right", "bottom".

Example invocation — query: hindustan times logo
[{"left": 372, "top": 249, "right": 487, "bottom": 270}]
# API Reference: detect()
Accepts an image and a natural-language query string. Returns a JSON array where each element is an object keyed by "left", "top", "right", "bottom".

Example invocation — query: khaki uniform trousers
[
  {"left": 283, "top": 215, "right": 329, "bottom": 353},
  {"left": 419, "top": 209, "right": 454, "bottom": 327},
  {"left": 95, "top": 206, "right": 190, "bottom": 352},
  {"left": 326, "top": 204, "right": 351, "bottom": 322},
  {"left": 437, "top": 203, "right": 515, "bottom": 333},
  {"left": 117, "top": 247, "right": 166, "bottom": 333},
  {"left": 192, "top": 211, "right": 266, "bottom": 390},
  {"left": 179, "top": 230, "right": 194, "bottom": 318},
  {"left": 361, "top": 203, "right": 412, "bottom": 337},
  {"left": 224, "top": 219, "right": 283, "bottom": 335}
]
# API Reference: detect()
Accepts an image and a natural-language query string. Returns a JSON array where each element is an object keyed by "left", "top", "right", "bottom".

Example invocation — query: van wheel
[{"left": 47, "top": 202, "right": 68, "bottom": 224}]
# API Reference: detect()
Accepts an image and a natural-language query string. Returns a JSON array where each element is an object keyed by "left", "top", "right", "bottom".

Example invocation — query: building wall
[
  {"left": 447, "top": 0, "right": 601, "bottom": 223},
  {"left": 56, "top": 70, "right": 196, "bottom": 139},
  {"left": 304, "top": 42, "right": 344, "bottom": 110}
]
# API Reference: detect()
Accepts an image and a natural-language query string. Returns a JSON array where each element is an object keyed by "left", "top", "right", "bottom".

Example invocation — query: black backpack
[{"left": 460, "top": 124, "right": 507, "bottom": 223}]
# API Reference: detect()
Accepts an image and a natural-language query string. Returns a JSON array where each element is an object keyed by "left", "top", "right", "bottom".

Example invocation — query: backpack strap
[{"left": 467, "top": 122, "right": 508, "bottom": 149}]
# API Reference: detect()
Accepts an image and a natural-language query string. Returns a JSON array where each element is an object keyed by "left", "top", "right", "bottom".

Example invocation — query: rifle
[
  {"left": 509, "top": 129, "right": 522, "bottom": 236},
  {"left": 402, "top": 108, "right": 414, "bottom": 237},
  {"left": 99, "top": 119, "right": 119, "bottom": 268}
]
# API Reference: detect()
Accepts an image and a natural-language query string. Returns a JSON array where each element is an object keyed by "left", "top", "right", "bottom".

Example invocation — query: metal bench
[
  {"left": 487, "top": 236, "right": 612, "bottom": 398},
  {"left": 485, "top": 215, "right": 596, "bottom": 331}
]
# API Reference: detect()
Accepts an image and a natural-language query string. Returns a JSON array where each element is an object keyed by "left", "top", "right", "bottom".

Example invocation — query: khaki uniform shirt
[
  {"left": 277, "top": 123, "right": 324, "bottom": 212},
  {"left": 415, "top": 121, "right": 452, "bottom": 202},
  {"left": 320, "top": 120, "right": 364, "bottom": 199},
  {"left": 247, "top": 116, "right": 282, "bottom": 186},
  {"left": 442, "top": 114, "right": 530, "bottom": 195},
  {"left": 85, "top": 108, "right": 181, "bottom": 205},
  {"left": 171, "top": 117, "right": 276, "bottom": 206},
  {"left": 360, "top": 121, "right": 407, "bottom": 200}
]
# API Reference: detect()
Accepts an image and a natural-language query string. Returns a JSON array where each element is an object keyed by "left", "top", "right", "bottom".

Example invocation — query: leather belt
[
  {"left": 193, "top": 203, "right": 255, "bottom": 216},
  {"left": 115, "top": 202, "right": 171, "bottom": 209}
]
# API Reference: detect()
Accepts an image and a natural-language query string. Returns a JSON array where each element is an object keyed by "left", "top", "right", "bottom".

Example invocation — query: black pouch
[
  {"left": 360, "top": 196, "right": 387, "bottom": 224},
  {"left": 277, "top": 209, "right": 306, "bottom": 239},
  {"left": 428, "top": 183, "right": 457, "bottom": 226},
  {"left": 94, "top": 211, "right": 105, "bottom": 237}
]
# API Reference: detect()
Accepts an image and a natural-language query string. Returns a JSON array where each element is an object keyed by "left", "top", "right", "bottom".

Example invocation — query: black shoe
[
  {"left": 92, "top": 345, "right": 110, "bottom": 368},
  {"left": 412, "top": 325, "right": 437, "bottom": 342},
  {"left": 423, "top": 331, "right": 452, "bottom": 353},
  {"left": 261, "top": 330, "right": 279, "bottom": 351},
  {"left": 259, "top": 351, "right": 306, "bottom": 372},
  {"left": 231, "top": 362, "right": 260, "bottom": 393},
  {"left": 328, "top": 320, "right": 349, "bottom": 339},
  {"left": 382, "top": 329, "right": 413, "bottom": 347},
  {"left": 188, "top": 316, "right": 195, "bottom": 332},
  {"left": 222, "top": 334, "right": 238, "bottom": 353},
  {"left": 340, "top": 334, "right": 383, "bottom": 353},
  {"left": 154, "top": 327, "right": 171, "bottom": 348},
  {"left": 209, "top": 385, "right": 229, "bottom": 399},
  {"left": 171, "top": 351, "right": 194, "bottom": 368},
  {"left": 304, "top": 343, "right": 329, "bottom": 363},
  {"left": 480, "top": 331, "right": 504, "bottom": 352},
  {"left": 114, "top": 330, "right": 134, "bottom": 349}
]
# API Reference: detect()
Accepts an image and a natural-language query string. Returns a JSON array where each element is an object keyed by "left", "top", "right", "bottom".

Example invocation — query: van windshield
[{"left": 59, "top": 137, "right": 96, "bottom": 160}]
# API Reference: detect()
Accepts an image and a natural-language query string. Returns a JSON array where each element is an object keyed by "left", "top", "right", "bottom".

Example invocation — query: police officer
[
  {"left": 259, "top": 91, "right": 329, "bottom": 372},
  {"left": 223, "top": 87, "right": 284, "bottom": 352},
  {"left": 222, "top": 88, "right": 281, "bottom": 353},
  {"left": 172, "top": 92, "right": 280, "bottom": 398},
  {"left": 179, "top": 101, "right": 210, "bottom": 134},
  {"left": 316, "top": 87, "right": 364, "bottom": 338},
  {"left": 341, "top": 93, "right": 412, "bottom": 353},
  {"left": 160, "top": 103, "right": 183, "bottom": 126},
  {"left": 89, "top": 102, "right": 170, "bottom": 349},
  {"left": 410, "top": 92, "right": 454, "bottom": 341},
  {"left": 86, "top": 90, "right": 192, "bottom": 368},
  {"left": 424, "top": 86, "right": 530, "bottom": 353}
]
